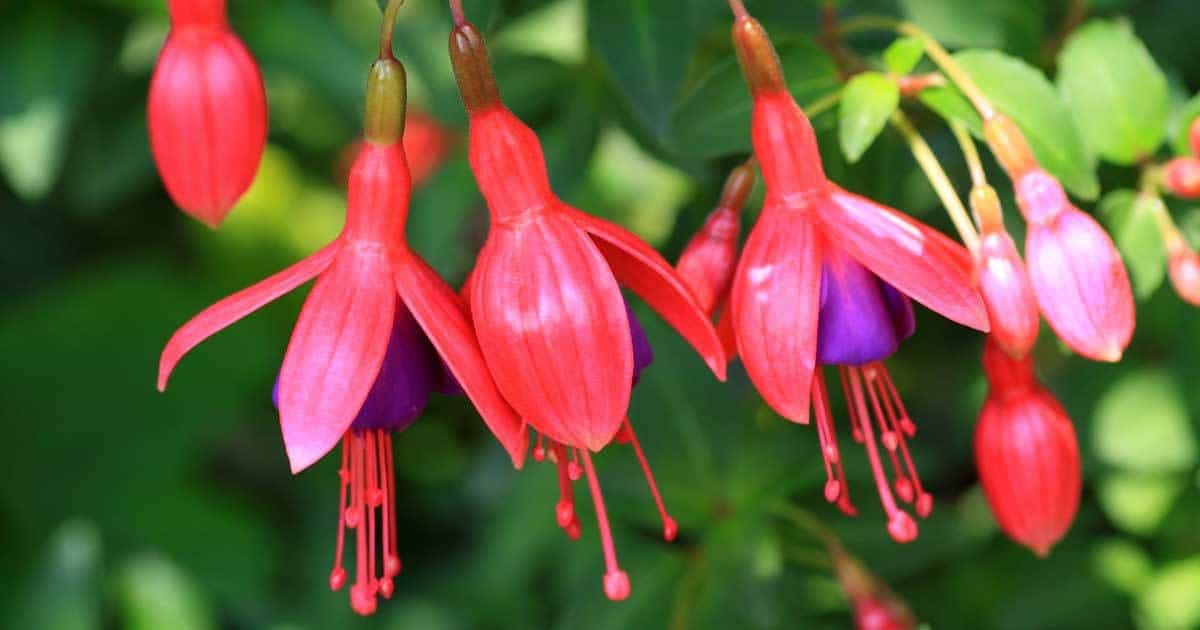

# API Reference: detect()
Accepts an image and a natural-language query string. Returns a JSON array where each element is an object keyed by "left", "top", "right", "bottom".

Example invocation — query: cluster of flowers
[{"left": 143, "top": 0, "right": 1170, "bottom": 620}]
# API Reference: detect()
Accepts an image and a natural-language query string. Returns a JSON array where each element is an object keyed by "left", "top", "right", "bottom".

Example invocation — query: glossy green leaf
[
  {"left": 666, "top": 39, "right": 838, "bottom": 158},
  {"left": 1100, "top": 190, "right": 1168, "bottom": 299},
  {"left": 1094, "top": 370, "right": 1195, "bottom": 474},
  {"left": 883, "top": 36, "right": 924, "bottom": 75},
  {"left": 918, "top": 85, "right": 984, "bottom": 137},
  {"left": 1097, "top": 473, "right": 1185, "bottom": 535},
  {"left": 838, "top": 72, "right": 900, "bottom": 163},
  {"left": 114, "top": 554, "right": 215, "bottom": 630},
  {"left": 955, "top": 50, "right": 1100, "bottom": 199},
  {"left": 1137, "top": 558, "right": 1200, "bottom": 630},
  {"left": 587, "top": 0, "right": 722, "bottom": 137},
  {"left": 1057, "top": 19, "right": 1168, "bottom": 165}
]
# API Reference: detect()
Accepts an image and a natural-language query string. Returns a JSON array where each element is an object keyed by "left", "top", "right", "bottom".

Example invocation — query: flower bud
[
  {"left": 975, "top": 229, "right": 1040, "bottom": 359},
  {"left": 830, "top": 545, "right": 917, "bottom": 630},
  {"left": 1169, "top": 248, "right": 1200, "bottom": 306},
  {"left": 676, "top": 162, "right": 754, "bottom": 315},
  {"left": 149, "top": 0, "right": 267, "bottom": 227},
  {"left": 1190, "top": 117, "right": 1200, "bottom": 156},
  {"left": 1014, "top": 170, "right": 1134, "bottom": 362},
  {"left": 449, "top": 22, "right": 500, "bottom": 114},
  {"left": 1163, "top": 157, "right": 1200, "bottom": 199},
  {"left": 976, "top": 339, "right": 1081, "bottom": 557},
  {"left": 731, "top": 15, "right": 785, "bottom": 95}
]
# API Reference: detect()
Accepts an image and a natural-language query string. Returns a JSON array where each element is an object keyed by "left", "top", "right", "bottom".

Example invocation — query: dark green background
[{"left": 2, "top": 0, "right": 1199, "bottom": 628}]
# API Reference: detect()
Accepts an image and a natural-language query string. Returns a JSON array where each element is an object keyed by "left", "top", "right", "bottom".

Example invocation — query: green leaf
[
  {"left": 1137, "top": 558, "right": 1200, "bottom": 630},
  {"left": 955, "top": 50, "right": 1100, "bottom": 199},
  {"left": 1097, "top": 474, "right": 1185, "bottom": 535},
  {"left": 1094, "top": 370, "right": 1195, "bottom": 474},
  {"left": 1100, "top": 190, "right": 1168, "bottom": 299},
  {"left": 587, "top": 0, "right": 721, "bottom": 137},
  {"left": 899, "top": 0, "right": 1045, "bottom": 56},
  {"left": 1057, "top": 19, "right": 1168, "bottom": 165},
  {"left": 1091, "top": 538, "right": 1154, "bottom": 594},
  {"left": 838, "top": 72, "right": 900, "bottom": 163},
  {"left": 114, "top": 554, "right": 216, "bottom": 630},
  {"left": 883, "top": 36, "right": 924, "bottom": 75},
  {"left": 666, "top": 39, "right": 838, "bottom": 158},
  {"left": 918, "top": 85, "right": 984, "bottom": 137},
  {"left": 15, "top": 520, "right": 103, "bottom": 630}
]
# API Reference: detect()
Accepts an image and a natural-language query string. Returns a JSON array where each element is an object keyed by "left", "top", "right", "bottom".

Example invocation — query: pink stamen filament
[
  {"left": 551, "top": 442, "right": 581, "bottom": 539},
  {"left": 331, "top": 436, "right": 350, "bottom": 592},
  {"left": 813, "top": 371, "right": 855, "bottom": 516},
  {"left": 333, "top": 429, "right": 404, "bottom": 615},
  {"left": 621, "top": 417, "right": 678, "bottom": 541},
  {"left": 580, "top": 451, "right": 631, "bottom": 601},
  {"left": 845, "top": 367, "right": 917, "bottom": 543}
]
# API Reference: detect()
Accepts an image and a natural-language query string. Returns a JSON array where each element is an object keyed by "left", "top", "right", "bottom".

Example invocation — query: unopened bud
[
  {"left": 449, "top": 22, "right": 500, "bottom": 114},
  {"left": 1163, "top": 157, "right": 1200, "bottom": 199},
  {"left": 364, "top": 58, "right": 407, "bottom": 145},
  {"left": 1169, "top": 248, "right": 1200, "bottom": 306},
  {"left": 732, "top": 17, "right": 785, "bottom": 95}
]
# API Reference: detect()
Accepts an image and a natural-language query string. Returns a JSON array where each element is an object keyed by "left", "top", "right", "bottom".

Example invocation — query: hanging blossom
[
  {"left": 724, "top": 3, "right": 988, "bottom": 540},
  {"left": 149, "top": 0, "right": 267, "bottom": 227},
  {"left": 829, "top": 541, "right": 917, "bottom": 630},
  {"left": 446, "top": 7, "right": 724, "bottom": 599},
  {"left": 984, "top": 116, "right": 1134, "bottom": 362},
  {"left": 158, "top": 54, "right": 527, "bottom": 614},
  {"left": 975, "top": 337, "right": 1081, "bottom": 556}
]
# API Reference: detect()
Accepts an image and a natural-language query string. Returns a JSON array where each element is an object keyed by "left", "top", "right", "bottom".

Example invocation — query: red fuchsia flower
[
  {"left": 158, "top": 57, "right": 528, "bottom": 613},
  {"left": 1163, "top": 157, "right": 1200, "bottom": 199},
  {"left": 976, "top": 337, "right": 1081, "bottom": 557},
  {"left": 971, "top": 186, "right": 1040, "bottom": 359},
  {"left": 724, "top": 6, "right": 988, "bottom": 540},
  {"left": 1190, "top": 117, "right": 1200, "bottom": 156},
  {"left": 149, "top": 0, "right": 267, "bottom": 227},
  {"left": 828, "top": 542, "right": 917, "bottom": 630},
  {"left": 446, "top": 9, "right": 723, "bottom": 599},
  {"left": 676, "top": 160, "right": 755, "bottom": 317}
]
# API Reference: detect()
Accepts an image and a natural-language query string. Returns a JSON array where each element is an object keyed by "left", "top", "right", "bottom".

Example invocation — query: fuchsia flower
[
  {"left": 1170, "top": 247, "right": 1200, "bottom": 305},
  {"left": 724, "top": 7, "right": 988, "bottom": 540},
  {"left": 676, "top": 161, "right": 755, "bottom": 316},
  {"left": 149, "top": 0, "right": 267, "bottom": 227},
  {"left": 158, "top": 57, "right": 527, "bottom": 614},
  {"left": 976, "top": 338, "right": 1081, "bottom": 556},
  {"left": 1163, "top": 157, "right": 1200, "bottom": 199},
  {"left": 1013, "top": 168, "right": 1134, "bottom": 361},
  {"left": 447, "top": 14, "right": 723, "bottom": 599},
  {"left": 971, "top": 186, "right": 1040, "bottom": 359}
]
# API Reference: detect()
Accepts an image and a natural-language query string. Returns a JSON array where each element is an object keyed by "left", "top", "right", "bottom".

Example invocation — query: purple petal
[
  {"left": 881, "top": 282, "right": 916, "bottom": 341},
  {"left": 816, "top": 247, "right": 903, "bottom": 366},
  {"left": 626, "top": 300, "right": 654, "bottom": 385}
]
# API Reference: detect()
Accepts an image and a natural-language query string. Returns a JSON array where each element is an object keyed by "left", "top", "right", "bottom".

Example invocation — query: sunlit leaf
[
  {"left": 838, "top": 71, "right": 899, "bottom": 163},
  {"left": 883, "top": 36, "right": 924, "bottom": 75},
  {"left": 1137, "top": 558, "right": 1200, "bottom": 630},
  {"left": 1094, "top": 370, "right": 1195, "bottom": 474},
  {"left": 114, "top": 554, "right": 216, "bottom": 630},
  {"left": 1097, "top": 473, "right": 1184, "bottom": 535}
]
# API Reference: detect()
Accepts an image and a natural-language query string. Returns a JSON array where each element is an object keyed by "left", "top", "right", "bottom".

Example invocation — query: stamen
[
  {"left": 869, "top": 363, "right": 932, "bottom": 517},
  {"left": 621, "top": 418, "right": 677, "bottom": 541},
  {"left": 365, "top": 431, "right": 379, "bottom": 596},
  {"left": 812, "top": 370, "right": 854, "bottom": 516},
  {"left": 533, "top": 432, "right": 546, "bottom": 462},
  {"left": 568, "top": 448, "right": 583, "bottom": 481},
  {"left": 861, "top": 366, "right": 912, "bottom": 503},
  {"left": 845, "top": 368, "right": 917, "bottom": 543},
  {"left": 879, "top": 368, "right": 917, "bottom": 437},
  {"left": 348, "top": 432, "right": 377, "bottom": 615},
  {"left": 580, "top": 451, "right": 631, "bottom": 601},
  {"left": 378, "top": 433, "right": 399, "bottom": 598},
  {"left": 839, "top": 366, "right": 864, "bottom": 443},
  {"left": 330, "top": 435, "right": 350, "bottom": 592},
  {"left": 552, "top": 442, "right": 581, "bottom": 539}
]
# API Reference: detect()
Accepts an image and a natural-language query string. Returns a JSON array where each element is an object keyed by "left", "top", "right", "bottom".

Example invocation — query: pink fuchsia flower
[
  {"left": 676, "top": 161, "right": 755, "bottom": 317},
  {"left": 971, "top": 186, "right": 1040, "bottom": 359},
  {"left": 149, "top": 0, "right": 267, "bottom": 227},
  {"left": 447, "top": 14, "right": 722, "bottom": 599},
  {"left": 1163, "top": 157, "right": 1200, "bottom": 199},
  {"left": 1014, "top": 169, "right": 1134, "bottom": 362},
  {"left": 976, "top": 338, "right": 1081, "bottom": 556},
  {"left": 159, "top": 59, "right": 526, "bottom": 481},
  {"left": 1169, "top": 248, "right": 1200, "bottom": 305},
  {"left": 721, "top": 8, "right": 986, "bottom": 540}
]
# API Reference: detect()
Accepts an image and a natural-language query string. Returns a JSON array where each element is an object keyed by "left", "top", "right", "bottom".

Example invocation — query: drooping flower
[
  {"left": 159, "top": 57, "right": 526, "bottom": 485},
  {"left": 975, "top": 338, "right": 1081, "bottom": 556},
  {"left": 676, "top": 161, "right": 755, "bottom": 317},
  {"left": 149, "top": 0, "right": 267, "bottom": 227},
  {"left": 971, "top": 185, "right": 1040, "bottom": 359},
  {"left": 447, "top": 12, "right": 722, "bottom": 599},
  {"left": 723, "top": 7, "right": 987, "bottom": 539},
  {"left": 1012, "top": 168, "right": 1134, "bottom": 361},
  {"left": 1163, "top": 157, "right": 1200, "bottom": 199},
  {"left": 828, "top": 538, "right": 917, "bottom": 630}
]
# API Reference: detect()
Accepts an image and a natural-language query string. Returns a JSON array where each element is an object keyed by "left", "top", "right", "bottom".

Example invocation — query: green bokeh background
[{"left": 2, "top": 0, "right": 1200, "bottom": 628}]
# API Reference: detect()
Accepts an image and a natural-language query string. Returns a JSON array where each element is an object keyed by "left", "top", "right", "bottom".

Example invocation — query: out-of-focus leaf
[
  {"left": 14, "top": 520, "right": 103, "bottom": 630},
  {"left": 586, "top": 128, "right": 692, "bottom": 245},
  {"left": 1057, "top": 19, "right": 1168, "bottom": 165},
  {"left": 1097, "top": 473, "right": 1185, "bottom": 535},
  {"left": 0, "top": 8, "right": 98, "bottom": 201},
  {"left": 1099, "top": 190, "right": 1167, "bottom": 299},
  {"left": 114, "top": 554, "right": 215, "bottom": 630},
  {"left": 587, "top": 0, "right": 722, "bottom": 137},
  {"left": 667, "top": 39, "right": 838, "bottom": 157},
  {"left": 955, "top": 50, "right": 1100, "bottom": 199},
  {"left": 838, "top": 71, "right": 899, "bottom": 163},
  {"left": 918, "top": 85, "right": 984, "bottom": 137},
  {"left": 1092, "top": 538, "right": 1153, "bottom": 594},
  {"left": 883, "top": 36, "right": 924, "bottom": 75},
  {"left": 899, "top": 0, "right": 1045, "bottom": 56},
  {"left": 1094, "top": 370, "right": 1195, "bottom": 474},
  {"left": 1137, "top": 557, "right": 1200, "bottom": 630}
]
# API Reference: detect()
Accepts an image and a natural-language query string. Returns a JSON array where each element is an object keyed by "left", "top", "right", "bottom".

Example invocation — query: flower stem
[
  {"left": 950, "top": 121, "right": 986, "bottom": 188},
  {"left": 770, "top": 501, "right": 839, "bottom": 550},
  {"left": 804, "top": 88, "right": 843, "bottom": 118},
  {"left": 890, "top": 111, "right": 980, "bottom": 253},
  {"left": 1141, "top": 164, "right": 1187, "bottom": 254},
  {"left": 379, "top": 0, "right": 405, "bottom": 60},
  {"left": 449, "top": 0, "right": 466, "bottom": 25},
  {"left": 727, "top": 0, "right": 749, "bottom": 19}
]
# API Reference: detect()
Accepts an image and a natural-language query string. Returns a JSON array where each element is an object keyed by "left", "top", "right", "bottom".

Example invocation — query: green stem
[
  {"left": 890, "top": 111, "right": 980, "bottom": 252},
  {"left": 1140, "top": 164, "right": 1186, "bottom": 254},
  {"left": 379, "top": 0, "right": 405, "bottom": 60},
  {"left": 770, "top": 501, "right": 839, "bottom": 550},
  {"left": 804, "top": 88, "right": 843, "bottom": 118},
  {"left": 950, "top": 121, "right": 986, "bottom": 188}
]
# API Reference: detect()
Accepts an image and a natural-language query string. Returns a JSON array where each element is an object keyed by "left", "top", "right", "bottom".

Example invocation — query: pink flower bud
[
  {"left": 976, "top": 339, "right": 1081, "bottom": 557},
  {"left": 1170, "top": 248, "right": 1200, "bottom": 305},
  {"left": 1014, "top": 170, "right": 1134, "bottom": 362},
  {"left": 975, "top": 229, "right": 1039, "bottom": 359},
  {"left": 149, "top": 0, "right": 267, "bottom": 227},
  {"left": 1163, "top": 157, "right": 1200, "bottom": 199}
]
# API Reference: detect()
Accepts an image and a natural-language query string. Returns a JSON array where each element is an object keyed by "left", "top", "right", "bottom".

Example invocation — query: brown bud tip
[
  {"left": 449, "top": 22, "right": 500, "bottom": 114},
  {"left": 718, "top": 161, "right": 756, "bottom": 210},
  {"left": 983, "top": 115, "right": 1037, "bottom": 178},
  {"left": 1164, "top": 157, "right": 1200, "bottom": 199},
  {"left": 732, "top": 17, "right": 785, "bottom": 96},
  {"left": 364, "top": 58, "right": 407, "bottom": 145},
  {"left": 970, "top": 184, "right": 1004, "bottom": 234}
]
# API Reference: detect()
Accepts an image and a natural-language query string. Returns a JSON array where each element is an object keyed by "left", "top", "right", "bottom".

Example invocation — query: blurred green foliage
[{"left": 2, "top": 0, "right": 1200, "bottom": 628}]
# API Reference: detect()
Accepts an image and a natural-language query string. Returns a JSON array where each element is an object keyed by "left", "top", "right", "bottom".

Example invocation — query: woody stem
[{"left": 890, "top": 110, "right": 981, "bottom": 253}]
